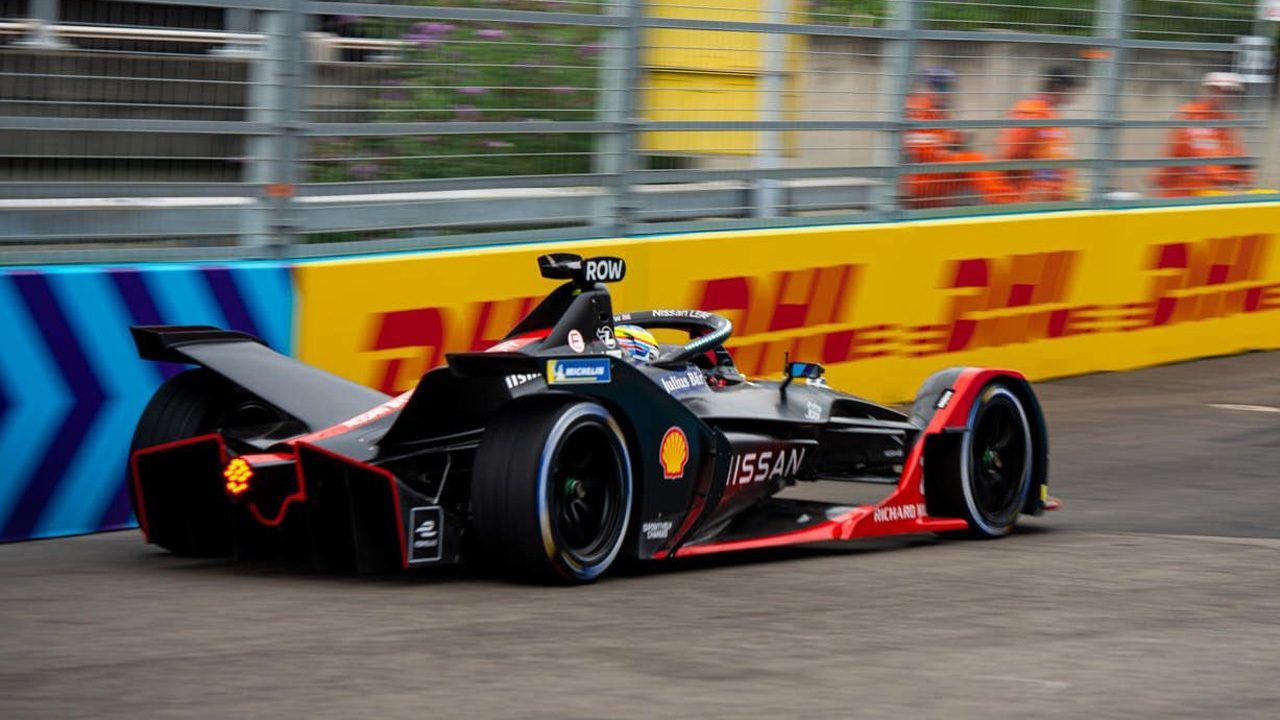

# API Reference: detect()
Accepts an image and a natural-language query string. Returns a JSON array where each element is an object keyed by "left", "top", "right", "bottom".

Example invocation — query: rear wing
[{"left": 130, "top": 325, "right": 390, "bottom": 431}]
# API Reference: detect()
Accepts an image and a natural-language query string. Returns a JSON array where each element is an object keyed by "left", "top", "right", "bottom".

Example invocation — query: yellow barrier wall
[
  {"left": 296, "top": 203, "right": 1280, "bottom": 404},
  {"left": 641, "top": 0, "right": 804, "bottom": 155}
]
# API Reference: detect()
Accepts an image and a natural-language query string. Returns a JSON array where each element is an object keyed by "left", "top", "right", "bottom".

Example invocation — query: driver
[{"left": 614, "top": 324, "right": 659, "bottom": 363}]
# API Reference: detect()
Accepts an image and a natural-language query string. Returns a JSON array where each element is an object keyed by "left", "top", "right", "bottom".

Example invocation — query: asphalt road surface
[{"left": 3, "top": 352, "right": 1279, "bottom": 719}]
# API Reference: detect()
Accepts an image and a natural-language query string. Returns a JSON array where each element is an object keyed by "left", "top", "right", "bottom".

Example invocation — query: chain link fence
[{"left": 0, "top": 0, "right": 1276, "bottom": 261}]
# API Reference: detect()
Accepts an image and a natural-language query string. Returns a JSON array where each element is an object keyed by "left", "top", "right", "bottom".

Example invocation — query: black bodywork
[{"left": 129, "top": 253, "right": 1045, "bottom": 573}]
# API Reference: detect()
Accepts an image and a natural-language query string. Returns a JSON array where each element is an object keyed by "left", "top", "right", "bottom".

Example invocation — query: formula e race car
[{"left": 128, "top": 253, "right": 1053, "bottom": 584}]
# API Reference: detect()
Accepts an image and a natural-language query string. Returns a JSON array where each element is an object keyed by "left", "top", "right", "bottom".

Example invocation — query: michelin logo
[{"left": 546, "top": 357, "right": 612, "bottom": 385}]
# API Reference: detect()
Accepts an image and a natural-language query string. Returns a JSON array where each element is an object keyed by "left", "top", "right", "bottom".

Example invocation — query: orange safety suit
[
  {"left": 1152, "top": 101, "right": 1252, "bottom": 197},
  {"left": 901, "top": 92, "right": 1015, "bottom": 208},
  {"left": 997, "top": 96, "right": 1077, "bottom": 202}
]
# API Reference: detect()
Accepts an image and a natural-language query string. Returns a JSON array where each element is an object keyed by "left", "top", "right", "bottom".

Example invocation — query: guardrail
[{"left": 0, "top": 0, "right": 1276, "bottom": 261}]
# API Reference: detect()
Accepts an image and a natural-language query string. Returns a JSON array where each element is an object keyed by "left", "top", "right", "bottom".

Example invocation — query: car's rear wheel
[
  {"left": 131, "top": 368, "right": 283, "bottom": 454},
  {"left": 956, "top": 383, "right": 1034, "bottom": 537},
  {"left": 471, "top": 399, "right": 633, "bottom": 584}
]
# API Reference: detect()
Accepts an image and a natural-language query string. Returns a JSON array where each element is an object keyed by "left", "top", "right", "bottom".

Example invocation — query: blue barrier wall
[{"left": 0, "top": 263, "right": 293, "bottom": 542}]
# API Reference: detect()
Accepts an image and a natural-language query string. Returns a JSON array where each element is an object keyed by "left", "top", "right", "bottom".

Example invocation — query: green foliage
[{"left": 309, "top": 17, "right": 602, "bottom": 182}]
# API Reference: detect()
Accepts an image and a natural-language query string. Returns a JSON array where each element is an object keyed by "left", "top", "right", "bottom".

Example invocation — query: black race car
[{"left": 129, "top": 253, "right": 1054, "bottom": 583}]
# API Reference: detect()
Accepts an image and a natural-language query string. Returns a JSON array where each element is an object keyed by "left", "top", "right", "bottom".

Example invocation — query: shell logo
[{"left": 659, "top": 426, "right": 689, "bottom": 480}]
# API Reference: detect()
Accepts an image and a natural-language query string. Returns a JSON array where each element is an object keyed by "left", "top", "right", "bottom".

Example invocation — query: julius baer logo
[{"left": 545, "top": 357, "right": 612, "bottom": 385}]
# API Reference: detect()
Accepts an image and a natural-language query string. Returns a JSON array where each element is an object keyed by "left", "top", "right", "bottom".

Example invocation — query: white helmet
[{"left": 1202, "top": 72, "right": 1244, "bottom": 93}]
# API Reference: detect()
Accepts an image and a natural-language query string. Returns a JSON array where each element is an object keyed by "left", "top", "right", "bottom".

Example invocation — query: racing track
[{"left": 3, "top": 351, "right": 1279, "bottom": 719}]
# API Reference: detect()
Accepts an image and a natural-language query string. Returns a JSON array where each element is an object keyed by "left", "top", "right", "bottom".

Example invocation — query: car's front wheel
[
  {"left": 471, "top": 399, "right": 633, "bottom": 584},
  {"left": 957, "top": 383, "right": 1034, "bottom": 537}
]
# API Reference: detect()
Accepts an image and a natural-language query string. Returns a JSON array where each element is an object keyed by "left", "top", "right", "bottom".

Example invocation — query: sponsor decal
[
  {"left": 935, "top": 389, "right": 954, "bottom": 410},
  {"left": 584, "top": 256, "right": 626, "bottom": 283},
  {"left": 642, "top": 520, "right": 674, "bottom": 540},
  {"left": 567, "top": 329, "right": 585, "bottom": 353},
  {"left": 652, "top": 308, "right": 713, "bottom": 320},
  {"left": 695, "top": 264, "right": 872, "bottom": 376},
  {"left": 408, "top": 506, "right": 444, "bottom": 563},
  {"left": 805, "top": 401, "right": 822, "bottom": 421},
  {"left": 690, "top": 253, "right": 1092, "bottom": 370},
  {"left": 872, "top": 502, "right": 927, "bottom": 523},
  {"left": 596, "top": 325, "right": 617, "bottom": 349},
  {"left": 659, "top": 426, "right": 690, "bottom": 480},
  {"left": 1143, "top": 234, "right": 1275, "bottom": 327},
  {"left": 658, "top": 367, "right": 707, "bottom": 396},
  {"left": 486, "top": 336, "right": 539, "bottom": 353},
  {"left": 545, "top": 357, "right": 611, "bottom": 384},
  {"left": 504, "top": 372, "right": 540, "bottom": 390},
  {"left": 339, "top": 391, "right": 413, "bottom": 430},
  {"left": 364, "top": 295, "right": 540, "bottom": 394},
  {"left": 925, "top": 251, "right": 1084, "bottom": 355},
  {"left": 725, "top": 446, "right": 807, "bottom": 486}
]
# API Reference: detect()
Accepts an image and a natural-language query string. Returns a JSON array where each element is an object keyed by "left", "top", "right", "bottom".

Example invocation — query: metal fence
[{"left": 0, "top": 0, "right": 1276, "bottom": 262}]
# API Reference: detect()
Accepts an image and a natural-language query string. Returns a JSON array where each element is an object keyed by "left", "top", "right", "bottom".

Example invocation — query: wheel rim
[
  {"left": 967, "top": 388, "right": 1031, "bottom": 528},
  {"left": 219, "top": 400, "right": 282, "bottom": 429},
  {"left": 546, "top": 420, "right": 628, "bottom": 568}
]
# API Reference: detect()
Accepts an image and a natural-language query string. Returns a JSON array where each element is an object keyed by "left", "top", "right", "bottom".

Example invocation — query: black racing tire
[
  {"left": 471, "top": 399, "right": 633, "bottom": 584},
  {"left": 130, "top": 368, "right": 282, "bottom": 453},
  {"left": 954, "top": 382, "right": 1035, "bottom": 538}
]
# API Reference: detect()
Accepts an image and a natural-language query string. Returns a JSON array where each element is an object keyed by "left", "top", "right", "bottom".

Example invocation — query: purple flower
[
  {"left": 416, "top": 22, "right": 455, "bottom": 36},
  {"left": 577, "top": 42, "right": 603, "bottom": 59},
  {"left": 349, "top": 163, "right": 378, "bottom": 181},
  {"left": 475, "top": 29, "right": 506, "bottom": 40},
  {"left": 549, "top": 86, "right": 575, "bottom": 94},
  {"left": 457, "top": 86, "right": 489, "bottom": 95},
  {"left": 480, "top": 140, "right": 514, "bottom": 149},
  {"left": 403, "top": 22, "right": 454, "bottom": 47},
  {"left": 379, "top": 89, "right": 409, "bottom": 101}
]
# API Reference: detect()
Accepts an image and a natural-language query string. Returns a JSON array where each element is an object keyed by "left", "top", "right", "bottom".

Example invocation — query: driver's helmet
[{"left": 614, "top": 324, "right": 659, "bottom": 363}]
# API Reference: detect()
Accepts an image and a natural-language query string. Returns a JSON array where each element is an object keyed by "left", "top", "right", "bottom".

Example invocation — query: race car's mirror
[
  {"left": 538, "top": 252, "right": 583, "bottom": 280},
  {"left": 787, "top": 361, "right": 825, "bottom": 380},
  {"left": 780, "top": 360, "right": 824, "bottom": 396}
]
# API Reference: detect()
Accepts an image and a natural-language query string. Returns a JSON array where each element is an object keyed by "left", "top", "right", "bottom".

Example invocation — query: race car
[{"left": 128, "top": 253, "right": 1053, "bottom": 584}]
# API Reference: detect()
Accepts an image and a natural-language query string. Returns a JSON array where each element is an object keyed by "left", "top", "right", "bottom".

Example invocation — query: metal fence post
[
  {"left": 15, "top": 0, "right": 67, "bottom": 49},
  {"left": 875, "top": 0, "right": 919, "bottom": 218},
  {"left": 593, "top": 0, "right": 642, "bottom": 237},
  {"left": 214, "top": 7, "right": 258, "bottom": 58},
  {"left": 1091, "top": 0, "right": 1127, "bottom": 204},
  {"left": 244, "top": 2, "right": 307, "bottom": 248},
  {"left": 753, "top": 0, "right": 787, "bottom": 218},
  {"left": 1248, "top": 9, "right": 1277, "bottom": 190}
]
